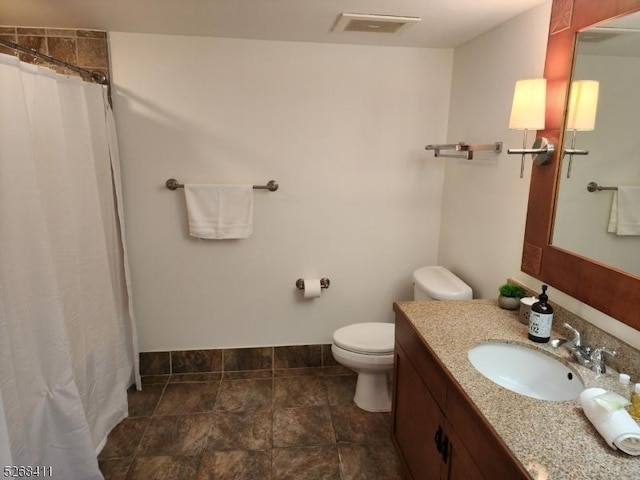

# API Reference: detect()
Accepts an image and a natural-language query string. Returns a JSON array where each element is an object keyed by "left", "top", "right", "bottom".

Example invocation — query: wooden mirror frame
[{"left": 522, "top": 0, "right": 640, "bottom": 330}]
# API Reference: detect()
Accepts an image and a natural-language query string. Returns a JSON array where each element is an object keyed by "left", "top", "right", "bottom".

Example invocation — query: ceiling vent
[{"left": 332, "top": 13, "right": 421, "bottom": 34}]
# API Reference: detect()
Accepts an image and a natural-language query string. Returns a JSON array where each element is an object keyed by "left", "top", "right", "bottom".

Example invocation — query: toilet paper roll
[{"left": 303, "top": 278, "right": 322, "bottom": 299}]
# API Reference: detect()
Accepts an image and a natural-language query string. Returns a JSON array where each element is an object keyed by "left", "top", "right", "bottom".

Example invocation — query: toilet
[
  {"left": 331, "top": 266, "right": 472, "bottom": 412},
  {"left": 412, "top": 265, "right": 473, "bottom": 301}
]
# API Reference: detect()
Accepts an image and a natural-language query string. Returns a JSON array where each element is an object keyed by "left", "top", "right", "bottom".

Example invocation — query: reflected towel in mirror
[{"left": 608, "top": 187, "right": 640, "bottom": 236}]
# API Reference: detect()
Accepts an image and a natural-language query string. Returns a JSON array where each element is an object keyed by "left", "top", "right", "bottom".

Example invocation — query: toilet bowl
[
  {"left": 331, "top": 322, "right": 395, "bottom": 412},
  {"left": 331, "top": 266, "right": 472, "bottom": 412}
]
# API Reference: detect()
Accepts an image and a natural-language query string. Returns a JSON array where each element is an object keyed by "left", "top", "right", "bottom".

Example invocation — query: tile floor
[{"left": 98, "top": 368, "right": 405, "bottom": 479}]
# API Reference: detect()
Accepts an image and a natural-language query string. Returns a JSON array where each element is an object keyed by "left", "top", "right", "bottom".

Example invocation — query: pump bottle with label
[{"left": 528, "top": 285, "right": 554, "bottom": 343}]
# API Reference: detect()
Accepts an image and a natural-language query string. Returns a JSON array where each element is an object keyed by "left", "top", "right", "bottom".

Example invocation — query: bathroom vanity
[{"left": 391, "top": 300, "right": 639, "bottom": 480}]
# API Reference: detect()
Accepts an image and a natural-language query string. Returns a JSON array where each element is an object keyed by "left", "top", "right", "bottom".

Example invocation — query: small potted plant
[{"left": 498, "top": 284, "right": 525, "bottom": 310}]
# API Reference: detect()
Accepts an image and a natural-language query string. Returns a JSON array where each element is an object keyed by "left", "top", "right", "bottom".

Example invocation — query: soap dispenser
[{"left": 528, "top": 285, "right": 554, "bottom": 343}]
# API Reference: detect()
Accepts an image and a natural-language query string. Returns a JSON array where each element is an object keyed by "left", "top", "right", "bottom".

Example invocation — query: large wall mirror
[
  {"left": 553, "top": 11, "right": 640, "bottom": 275},
  {"left": 522, "top": 0, "right": 640, "bottom": 331}
]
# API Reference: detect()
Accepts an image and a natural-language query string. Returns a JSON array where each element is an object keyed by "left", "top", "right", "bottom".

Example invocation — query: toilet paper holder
[{"left": 296, "top": 278, "right": 330, "bottom": 290}]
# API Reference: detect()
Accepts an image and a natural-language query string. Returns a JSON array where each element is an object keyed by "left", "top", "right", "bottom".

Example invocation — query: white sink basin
[{"left": 468, "top": 342, "right": 584, "bottom": 401}]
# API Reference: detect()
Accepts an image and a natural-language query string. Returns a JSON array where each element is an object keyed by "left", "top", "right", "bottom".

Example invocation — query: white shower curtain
[{"left": 0, "top": 53, "right": 140, "bottom": 479}]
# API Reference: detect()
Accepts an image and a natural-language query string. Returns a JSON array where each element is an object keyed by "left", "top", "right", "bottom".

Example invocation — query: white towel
[
  {"left": 608, "top": 187, "right": 640, "bottom": 235},
  {"left": 184, "top": 184, "right": 253, "bottom": 239},
  {"left": 607, "top": 191, "right": 618, "bottom": 233},
  {"left": 580, "top": 388, "right": 640, "bottom": 456}
]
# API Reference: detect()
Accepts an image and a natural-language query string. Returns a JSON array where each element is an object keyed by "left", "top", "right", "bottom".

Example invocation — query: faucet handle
[
  {"left": 591, "top": 347, "right": 617, "bottom": 359},
  {"left": 562, "top": 323, "right": 582, "bottom": 347},
  {"left": 590, "top": 347, "right": 617, "bottom": 374}
]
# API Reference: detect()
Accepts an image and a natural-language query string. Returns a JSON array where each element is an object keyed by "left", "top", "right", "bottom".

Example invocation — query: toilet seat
[{"left": 332, "top": 322, "right": 394, "bottom": 355}]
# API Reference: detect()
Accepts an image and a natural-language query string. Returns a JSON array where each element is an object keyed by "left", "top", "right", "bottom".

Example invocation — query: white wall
[
  {"left": 442, "top": 1, "right": 640, "bottom": 350},
  {"left": 109, "top": 34, "right": 453, "bottom": 351},
  {"left": 439, "top": 2, "right": 552, "bottom": 297}
]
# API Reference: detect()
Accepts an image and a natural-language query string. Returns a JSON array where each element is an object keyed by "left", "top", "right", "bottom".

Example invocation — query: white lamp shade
[
  {"left": 508, "top": 78, "right": 546, "bottom": 130},
  {"left": 566, "top": 80, "right": 599, "bottom": 131}
]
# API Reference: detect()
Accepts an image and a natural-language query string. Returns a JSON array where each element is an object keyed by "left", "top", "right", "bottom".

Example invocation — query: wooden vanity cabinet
[{"left": 392, "top": 309, "right": 529, "bottom": 480}]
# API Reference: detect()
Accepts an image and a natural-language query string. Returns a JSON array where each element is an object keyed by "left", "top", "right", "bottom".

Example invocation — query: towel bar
[
  {"left": 587, "top": 182, "right": 617, "bottom": 192},
  {"left": 165, "top": 178, "right": 278, "bottom": 191}
]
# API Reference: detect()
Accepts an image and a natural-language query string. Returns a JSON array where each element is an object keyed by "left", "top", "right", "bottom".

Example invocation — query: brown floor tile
[
  {"left": 223, "top": 370, "right": 273, "bottom": 380},
  {"left": 138, "top": 414, "right": 211, "bottom": 456},
  {"left": 206, "top": 410, "right": 272, "bottom": 451},
  {"left": 272, "top": 446, "right": 341, "bottom": 480},
  {"left": 274, "top": 376, "right": 328, "bottom": 408},
  {"left": 325, "top": 375, "right": 357, "bottom": 405},
  {"left": 330, "top": 405, "right": 391, "bottom": 444},
  {"left": 127, "top": 384, "right": 165, "bottom": 417},
  {"left": 99, "top": 417, "right": 149, "bottom": 459},
  {"left": 102, "top": 348, "right": 406, "bottom": 479},
  {"left": 339, "top": 442, "right": 404, "bottom": 480},
  {"left": 197, "top": 449, "right": 271, "bottom": 480},
  {"left": 125, "top": 455, "right": 200, "bottom": 480},
  {"left": 215, "top": 379, "right": 272, "bottom": 412},
  {"left": 322, "top": 366, "right": 356, "bottom": 376},
  {"left": 98, "top": 457, "right": 131, "bottom": 480},
  {"left": 273, "top": 406, "right": 335, "bottom": 448},
  {"left": 142, "top": 375, "right": 170, "bottom": 385},
  {"left": 274, "top": 367, "right": 325, "bottom": 378},
  {"left": 155, "top": 382, "right": 219, "bottom": 415},
  {"left": 170, "top": 372, "right": 222, "bottom": 383}
]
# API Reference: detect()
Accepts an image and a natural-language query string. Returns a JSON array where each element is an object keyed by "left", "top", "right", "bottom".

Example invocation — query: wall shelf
[{"left": 425, "top": 142, "right": 502, "bottom": 160}]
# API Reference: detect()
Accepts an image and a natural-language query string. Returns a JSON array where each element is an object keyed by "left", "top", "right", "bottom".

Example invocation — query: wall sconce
[
  {"left": 506, "top": 79, "right": 555, "bottom": 178},
  {"left": 564, "top": 80, "right": 599, "bottom": 178}
]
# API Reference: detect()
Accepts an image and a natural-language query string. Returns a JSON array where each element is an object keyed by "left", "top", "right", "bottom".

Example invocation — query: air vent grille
[{"left": 332, "top": 13, "right": 421, "bottom": 34}]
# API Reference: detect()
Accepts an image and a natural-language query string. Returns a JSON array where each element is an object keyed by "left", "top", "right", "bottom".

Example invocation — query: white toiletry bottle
[
  {"left": 528, "top": 285, "right": 553, "bottom": 343},
  {"left": 618, "top": 373, "right": 632, "bottom": 401}
]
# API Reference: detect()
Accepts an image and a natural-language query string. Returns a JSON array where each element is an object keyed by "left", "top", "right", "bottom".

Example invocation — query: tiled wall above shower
[{"left": 0, "top": 26, "right": 110, "bottom": 83}]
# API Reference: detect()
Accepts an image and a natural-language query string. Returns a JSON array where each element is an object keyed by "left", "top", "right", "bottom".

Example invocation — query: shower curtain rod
[{"left": 0, "top": 38, "right": 108, "bottom": 85}]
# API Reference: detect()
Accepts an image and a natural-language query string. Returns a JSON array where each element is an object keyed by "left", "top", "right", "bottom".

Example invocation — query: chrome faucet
[{"left": 553, "top": 323, "right": 617, "bottom": 374}]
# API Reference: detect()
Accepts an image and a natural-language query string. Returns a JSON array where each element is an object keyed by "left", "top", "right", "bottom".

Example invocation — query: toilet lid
[{"left": 333, "top": 322, "right": 394, "bottom": 354}]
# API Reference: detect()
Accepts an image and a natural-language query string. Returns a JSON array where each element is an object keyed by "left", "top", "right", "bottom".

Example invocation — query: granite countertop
[{"left": 395, "top": 299, "right": 640, "bottom": 480}]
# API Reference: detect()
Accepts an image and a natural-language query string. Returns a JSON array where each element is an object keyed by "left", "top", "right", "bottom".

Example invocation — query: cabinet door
[
  {"left": 446, "top": 382, "right": 529, "bottom": 479},
  {"left": 393, "top": 343, "right": 445, "bottom": 480},
  {"left": 441, "top": 420, "right": 484, "bottom": 480}
]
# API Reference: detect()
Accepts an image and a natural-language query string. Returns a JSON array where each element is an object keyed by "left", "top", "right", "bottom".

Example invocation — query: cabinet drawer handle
[
  {"left": 441, "top": 435, "right": 449, "bottom": 464},
  {"left": 434, "top": 425, "right": 443, "bottom": 453}
]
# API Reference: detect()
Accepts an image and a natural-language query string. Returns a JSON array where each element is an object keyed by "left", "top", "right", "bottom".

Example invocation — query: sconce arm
[
  {"left": 507, "top": 137, "right": 555, "bottom": 165},
  {"left": 563, "top": 148, "right": 589, "bottom": 156}
]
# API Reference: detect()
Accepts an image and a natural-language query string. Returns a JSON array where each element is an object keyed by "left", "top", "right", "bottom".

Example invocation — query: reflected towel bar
[
  {"left": 587, "top": 182, "right": 617, "bottom": 192},
  {"left": 165, "top": 178, "right": 279, "bottom": 192}
]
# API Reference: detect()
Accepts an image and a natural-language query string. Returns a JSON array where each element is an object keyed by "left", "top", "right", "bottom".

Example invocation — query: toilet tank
[{"left": 412, "top": 266, "right": 472, "bottom": 301}]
